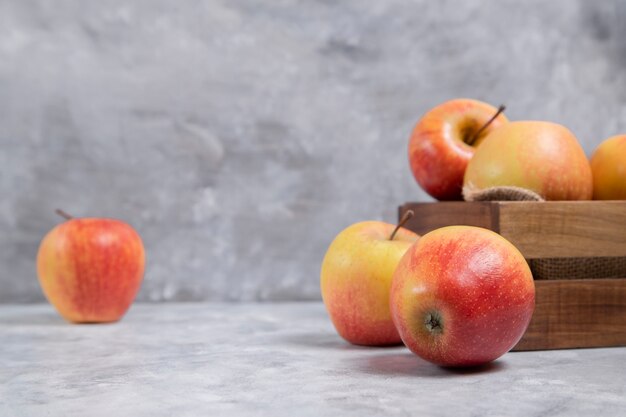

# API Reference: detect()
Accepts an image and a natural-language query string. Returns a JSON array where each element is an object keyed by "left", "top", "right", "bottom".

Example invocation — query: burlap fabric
[
  {"left": 529, "top": 257, "right": 626, "bottom": 280},
  {"left": 463, "top": 185, "right": 545, "bottom": 202}
]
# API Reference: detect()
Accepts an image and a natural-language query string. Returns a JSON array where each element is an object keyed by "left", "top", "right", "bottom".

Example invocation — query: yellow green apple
[
  {"left": 463, "top": 121, "right": 593, "bottom": 200},
  {"left": 320, "top": 218, "right": 419, "bottom": 346},
  {"left": 590, "top": 134, "right": 626, "bottom": 200}
]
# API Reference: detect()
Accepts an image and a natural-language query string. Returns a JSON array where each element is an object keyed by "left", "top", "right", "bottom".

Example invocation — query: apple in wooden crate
[
  {"left": 590, "top": 134, "right": 626, "bottom": 200},
  {"left": 37, "top": 210, "right": 145, "bottom": 323},
  {"left": 408, "top": 99, "right": 508, "bottom": 201},
  {"left": 390, "top": 226, "right": 535, "bottom": 367},
  {"left": 463, "top": 121, "right": 593, "bottom": 201},
  {"left": 320, "top": 213, "right": 419, "bottom": 346}
]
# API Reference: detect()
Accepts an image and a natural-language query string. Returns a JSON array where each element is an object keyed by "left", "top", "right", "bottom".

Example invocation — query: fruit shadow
[
  {"left": 282, "top": 332, "right": 404, "bottom": 352},
  {"left": 351, "top": 352, "right": 507, "bottom": 377}
]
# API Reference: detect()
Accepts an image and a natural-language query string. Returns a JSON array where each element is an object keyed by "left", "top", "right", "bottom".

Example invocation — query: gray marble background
[{"left": 1, "top": 0, "right": 625, "bottom": 303}]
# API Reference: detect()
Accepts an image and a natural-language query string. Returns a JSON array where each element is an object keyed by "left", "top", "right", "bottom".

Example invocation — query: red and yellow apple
[
  {"left": 37, "top": 215, "right": 145, "bottom": 323},
  {"left": 463, "top": 121, "right": 593, "bottom": 200},
  {"left": 390, "top": 226, "right": 535, "bottom": 367},
  {"left": 590, "top": 134, "right": 626, "bottom": 200},
  {"left": 408, "top": 99, "right": 509, "bottom": 201},
  {"left": 321, "top": 220, "right": 419, "bottom": 346}
]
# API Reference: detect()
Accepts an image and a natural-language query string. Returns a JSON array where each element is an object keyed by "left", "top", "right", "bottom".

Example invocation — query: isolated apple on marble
[
  {"left": 320, "top": 212, "right": 419, "bottom": 346},
  {"left": 408, "top": 99, "right": 508, "bottom": 200},
  {"left": 37, "top": 210, "right": 145, "bottom": 323},
  {"left": 463, "top": 121, "right": 593, "bottom": 201},
  {"left": 590, "top": 134, "right": 626, "bottom": 200},
  {"left": 390, "top": 226, "right": 535, "bottom": 367}
]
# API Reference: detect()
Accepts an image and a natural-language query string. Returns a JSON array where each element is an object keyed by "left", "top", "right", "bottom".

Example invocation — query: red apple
[
  {"left": 408, "top": 99, "right": 508, "bottom": 201},
  {"left": 320, "top": 216, "right": 419, "bottom": 346},
  {"left": 463, "top": 121, "right": 593, "bottom": 200},
  {"left": 37, "top": 212, "right": 145, "bottom": 323},
  {"left": 590, "top": 134, "right": 626, "bottom": 200},
  {"left": 390, "top": 226, "right": 535, "bottom": 367}
]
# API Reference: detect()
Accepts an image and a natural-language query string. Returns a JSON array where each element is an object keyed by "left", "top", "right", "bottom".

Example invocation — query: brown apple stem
[
  {"left": 466, "top": 104, "right": 506, "bottom": 146},
  {"left": 55, "top": 209, "right": 74, "bottom": 220},
  {"left": 389, "top": 210, "right": 414, "bottom": 241}
]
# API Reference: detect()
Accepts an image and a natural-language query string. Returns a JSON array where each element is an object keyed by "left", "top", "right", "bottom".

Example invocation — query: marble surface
[
  {"left": 2, "top": 303, "right": 625, "bottom": 416},
  {"left": 3, "top": 1, "right": 626, "bottom": 303}
]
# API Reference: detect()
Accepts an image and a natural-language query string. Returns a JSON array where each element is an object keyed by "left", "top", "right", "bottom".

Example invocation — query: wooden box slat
[
  {"left": 512, "top": 279, "right": 626, "bottom": 351},
  {"left": 498, "top": 201, "right": 626, "bottom": 258},
  {"left": 399, "top": 201, "right": 626, "bottom": 351},
  {"left": 400, "top": 201, "right": 626, "bottom": 259},
  {"left": 398, "top": 202, "right": 497, "bottom": 235}
]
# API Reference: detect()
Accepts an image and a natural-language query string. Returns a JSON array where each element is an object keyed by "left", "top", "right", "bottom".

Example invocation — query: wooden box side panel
[
  {"left": 498, "top": 201, "right": 626, "bottom": 258},
  {"left": 400, "top": 202, "right": 499, "bottom": 236},
  {"left": 512, "top": 279, "right": 626, "bottom": 351},
  {"left": 401, "top": 201, "right": 626, "bottom": 258}
]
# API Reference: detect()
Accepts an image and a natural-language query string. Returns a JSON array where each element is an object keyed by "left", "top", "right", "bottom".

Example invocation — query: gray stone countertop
[{"left": 1, "top": 303, "right": 625, "bottom": 417}]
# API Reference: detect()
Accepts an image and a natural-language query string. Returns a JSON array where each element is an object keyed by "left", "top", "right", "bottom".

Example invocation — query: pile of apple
[
  {"left": 408, "top": 98, "right": 626, "bottom": 202},
  {"left": 321, "top": 98, "right": 626, "bottom": 367}
]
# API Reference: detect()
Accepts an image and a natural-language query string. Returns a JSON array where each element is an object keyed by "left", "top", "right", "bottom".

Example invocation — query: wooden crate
[{"left": 398, "top": 201, "right": 626, "bottom": 351}]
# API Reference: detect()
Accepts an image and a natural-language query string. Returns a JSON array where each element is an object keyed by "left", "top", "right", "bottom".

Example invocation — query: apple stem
[
  {"left": 55, "top": 209, "right": 74, "bottom": 220},
  {"left": 389, "top": 210, "right": 414, "bottom": 241},
  {"left": 467, "top": 104, "right": 506, "bottom": 146}
]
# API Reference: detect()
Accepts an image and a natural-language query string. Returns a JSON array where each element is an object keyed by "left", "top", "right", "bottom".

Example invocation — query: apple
[
  {"left": 590, "top": 134, "right": 626, "bottom": 200},
  {"left": 390, "top": 226, "right": 535, "bottom": 367},
  {"left": 320, "top": 214, "right": 419, "bottom": 346},
  {"left": 408, "top": 99, "right": 509, "bottom": 201},
  {"left": 463, "top": 121, "right": 593, "bottom": 201},
  {"left": 37, "top": 211, "right": 145, "bottom": 323}
]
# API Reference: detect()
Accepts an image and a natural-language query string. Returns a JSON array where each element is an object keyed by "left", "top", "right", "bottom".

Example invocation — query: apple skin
[
  {"left": 320, "top": 221, "right": 419, "bottom": 346},
  {"left": 464, "top": 121, "right": 593, "bottom": 200},
  {"left": 408, "top": 99, "right": 509, "bottom": 201},
  {"left": 37, "top": 218, "right": 145, "bottom": 323},
  {"left": 590, "top": 134, "right": 626, "bottom": 200},
  {"left": 390, "top": 226, "right": 535, "bottom": 367}
]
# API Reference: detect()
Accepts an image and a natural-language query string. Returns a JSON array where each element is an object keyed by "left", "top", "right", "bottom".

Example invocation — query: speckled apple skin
[
  {"left": 321, "top": 221, "right": 419, "bottom": 346},
  {"left": 408, "top": 99, "right": 509, "bottom": 201},
  {"left": 464, "top": 121, "right": 593, "bottom": 200},
  {"left": 37, "top": 218, "right": 145, "bottom": 323},
  {"left": 390, "top": 226, "right": 535, "bottom": 367},
  {"left": 590, "top": 134, "right": 626, "bottom": 200}
]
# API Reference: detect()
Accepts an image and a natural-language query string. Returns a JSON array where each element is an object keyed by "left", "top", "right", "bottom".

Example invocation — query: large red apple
[
  {"left": 37, "top": 212, "right": 145, "bottom": 323},
  {"left": 390, "top": 226, "right": 535, "bottom": 367},
  {"left": 590, "top": 134, "right": 626, "bottom": 200},
  {"left": 463, "top": 121, "right": 593, "bottom": 201},
  {"left": 321, "top": 216, "right": 419, "bottom": 346},
  {"left": 408, "top": 99, "right": 508, "bottom": 201}
]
